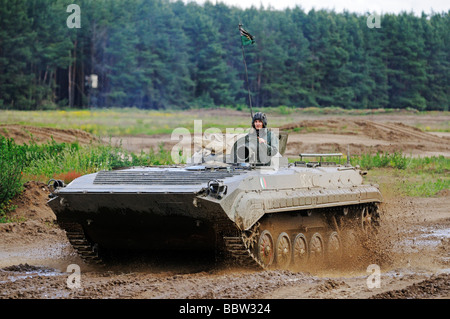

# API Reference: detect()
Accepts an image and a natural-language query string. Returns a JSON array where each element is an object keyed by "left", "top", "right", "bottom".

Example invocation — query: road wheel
[
  {"left": 292, "top": 233, "right": 308, "bottom": 266},
  {"left": 327, "top": 231, "right": 343, "bottom": 262},
  {"left": 309, "top": 232, "right": 325, "bottom": 264},
  {"left": 361, "top": 205, "right": 381, "bottom": 235},
  {"left": 361, "top": 207, "right": 372, "bottom": 233},
  {"left": 275, "top": 232, "right": 291, "bottom": 269},
  {"left": 257, "top": 230, "right": 274, "bottom": 267}
]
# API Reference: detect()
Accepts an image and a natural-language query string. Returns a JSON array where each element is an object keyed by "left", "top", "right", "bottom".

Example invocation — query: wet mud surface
[{"left": 0, "top": 193, "right": 449, "bottom": 300}]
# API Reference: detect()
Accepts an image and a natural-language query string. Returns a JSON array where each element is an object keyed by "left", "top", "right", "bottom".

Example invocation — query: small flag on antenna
[{"left": 239, "top": 24, "right": 255, "bottom": 46}]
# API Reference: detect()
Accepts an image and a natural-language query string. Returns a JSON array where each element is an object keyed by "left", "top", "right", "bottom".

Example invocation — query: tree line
[{"left": 0, "top": 0, "right": 448, "bottom": 111}]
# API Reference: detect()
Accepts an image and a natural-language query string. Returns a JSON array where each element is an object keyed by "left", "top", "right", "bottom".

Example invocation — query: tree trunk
[
  {"left": 68, "top": 60, "right": 72, "bottom": 107},
  {"left": 68, "top": 40, "right": 77, "bottom": 107}
]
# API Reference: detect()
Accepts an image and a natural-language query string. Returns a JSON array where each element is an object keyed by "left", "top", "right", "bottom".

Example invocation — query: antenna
[
  {"left": 239, "top": 23, "right": 254, "bottom": 119},
  {"left": 347, "top": 144, "right": 350, "bottom": 166}
]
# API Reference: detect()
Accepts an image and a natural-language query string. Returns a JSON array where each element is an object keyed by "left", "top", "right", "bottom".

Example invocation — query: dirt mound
[
  {"left": 310, "top": 279, "right": 351, "bottom": 293},
  {"left": 0, "top": 124, "right": 97, "bottom": 145},
  {"left": 1, "top": 263, "right": 55, "bottom": 273},
  {"left": 371, "top": 273, "right": 450, "bottom": 299},
  {"left": 7, "top": 181, "right": 56, "bottom": 222},
  {"left": 281, "top": 119, "right": 450, "bottom": 157},
  {"left": 436, "top": 189, "right": 450, "bottom": 197}
]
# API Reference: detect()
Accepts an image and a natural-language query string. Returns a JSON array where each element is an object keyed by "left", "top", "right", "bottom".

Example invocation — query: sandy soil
[
  {"left": 0, "top": 124, "right": 97, "bottom": 145},
  {"left": 282, "top": 119, "right": 450, "bottom": 158},
  {"left": 0, "top": 114, "right": 449, "bottom": 301}
]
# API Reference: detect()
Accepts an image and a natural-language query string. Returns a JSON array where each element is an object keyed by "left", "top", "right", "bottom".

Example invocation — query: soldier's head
[{"left": 252, "top": 112, "right": 267, "bottom": 130}]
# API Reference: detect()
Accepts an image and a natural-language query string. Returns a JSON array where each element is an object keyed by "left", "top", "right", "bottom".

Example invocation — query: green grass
[
  {"left": 415, "top": 121, "right": 450, "bottom": 133},
  {"left": 0, "top": 108, "right": 254, "bottom": 136},
  {"left": 402, "top": 177, "right": 449, "bottom": 197},
  {"left": 363, "top": 167, "right": 449, "bottom": 198},
  {"left": 355, "top": 153, "right": 449, "bottom": 197}
]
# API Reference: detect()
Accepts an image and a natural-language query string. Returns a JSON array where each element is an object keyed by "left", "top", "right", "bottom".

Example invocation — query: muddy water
[
  {"left": 1, "top": 196, "right": 449, "bottom": 300},
  {"left": 1, "top": 233, "right": 448, "bottom": 300}
]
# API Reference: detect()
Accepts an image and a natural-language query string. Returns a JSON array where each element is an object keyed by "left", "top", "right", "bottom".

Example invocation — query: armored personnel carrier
[{"left": 48, "top": 131, "right": 382, "bottom": 269}]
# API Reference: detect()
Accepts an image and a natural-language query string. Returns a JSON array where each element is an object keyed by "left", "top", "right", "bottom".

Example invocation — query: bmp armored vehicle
[{"left": 48, "top": 130, "right": 382, "bottom": 269}]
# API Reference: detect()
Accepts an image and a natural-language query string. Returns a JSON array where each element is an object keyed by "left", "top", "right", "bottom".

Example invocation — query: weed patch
[{"left": 353, "top": 153, "right": 449, "bottom": 197}]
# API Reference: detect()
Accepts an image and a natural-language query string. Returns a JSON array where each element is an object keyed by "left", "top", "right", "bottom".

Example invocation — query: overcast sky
[{"left": 185, "top": 0, "right": 449, "bottom": 15}]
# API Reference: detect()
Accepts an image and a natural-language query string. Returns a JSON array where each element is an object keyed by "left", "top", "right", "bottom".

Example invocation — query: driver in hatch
[{"left": 233, "top": 112, "right": 279, "bottom": 164}]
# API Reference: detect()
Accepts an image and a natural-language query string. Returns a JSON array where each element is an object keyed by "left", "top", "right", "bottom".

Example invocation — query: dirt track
[
  {"left": 0, "top": 188, "right": 449, "bottom": 300},
  {"left": 0, "top": 114, "right": 449, "bottom": 301},
  {"left": 282, "top": 119, "right": 450, "bottom": 158}
]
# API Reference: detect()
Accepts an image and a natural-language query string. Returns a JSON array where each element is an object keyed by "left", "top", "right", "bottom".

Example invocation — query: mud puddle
[{"left": 0, "top": 264, "right": 64, "bottom": 286}]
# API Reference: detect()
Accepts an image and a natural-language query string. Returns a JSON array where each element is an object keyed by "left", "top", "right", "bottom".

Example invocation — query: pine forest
[{"left": 0, "top": 0, "right": 448, "bottom": 111}]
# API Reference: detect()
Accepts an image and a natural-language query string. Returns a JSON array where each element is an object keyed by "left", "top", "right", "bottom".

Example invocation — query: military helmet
[{"left": 252, "top": 112, "right": 267, "bottom": 128}]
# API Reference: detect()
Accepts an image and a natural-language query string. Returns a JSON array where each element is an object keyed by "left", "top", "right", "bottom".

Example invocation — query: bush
[
  {"left": 0, "top": 137, "right": 25, "bottom": 205},
  {"left": 351, "top": 152, "right": 411, "bottom": 170}
]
